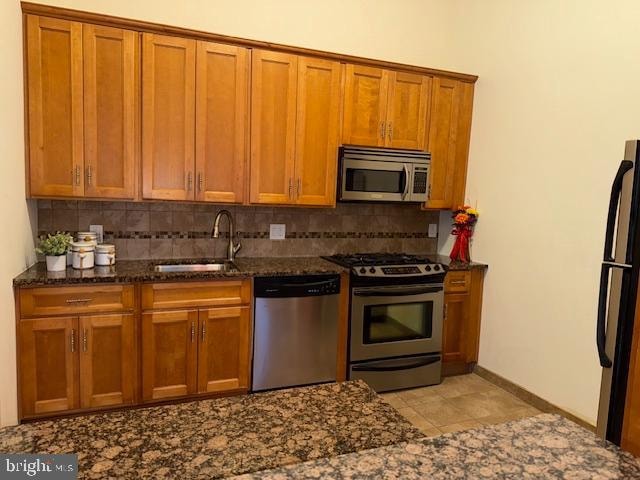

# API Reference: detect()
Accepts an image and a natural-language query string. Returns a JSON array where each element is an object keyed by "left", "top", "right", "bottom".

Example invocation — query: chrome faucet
[{"left": 211, "top": 209, "right": 241, "bottom": 262}]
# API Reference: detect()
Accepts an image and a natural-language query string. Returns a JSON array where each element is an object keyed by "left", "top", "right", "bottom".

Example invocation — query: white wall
[
  {"left": 1, "top": 1, "right": 37, "bottom": 426},
  {"left": 8, "top": 0, "right": 636, "bottom": 425},
  {"left": 436, "top": 0, "right": 640, "bottom": 424}
]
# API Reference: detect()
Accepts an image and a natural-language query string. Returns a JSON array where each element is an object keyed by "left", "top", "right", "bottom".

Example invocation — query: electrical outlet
[
  {"left": 428, "top": 223, "right": 438, "bottom": 238},
  {"left": 89, "top": 224, "right": 104, "bottom": 243},
  {"left": 269, "top": 224, "right": 286, "bottom": 240}
]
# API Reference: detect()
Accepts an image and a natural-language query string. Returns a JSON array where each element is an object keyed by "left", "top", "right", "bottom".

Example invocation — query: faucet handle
[{"left": 233, "top": 238, "right": 242, "bottom": 255}]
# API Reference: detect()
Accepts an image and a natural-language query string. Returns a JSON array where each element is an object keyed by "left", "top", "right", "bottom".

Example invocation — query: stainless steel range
[{"left": 322, "top": 253, "right": 446, "bottom": 392}]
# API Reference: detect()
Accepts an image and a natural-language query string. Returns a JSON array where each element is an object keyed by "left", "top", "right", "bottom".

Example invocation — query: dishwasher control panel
[{"left": 254, "top": 274, "right": 341, "bottom": 298}]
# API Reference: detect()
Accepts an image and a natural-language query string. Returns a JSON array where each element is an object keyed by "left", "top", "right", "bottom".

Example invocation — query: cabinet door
[
  {"left": 442, "top": 294, "right": 468, "bottom": 363},
  {"left": 83, "top": 25, "right": 138, "bottom": 199},
  {"left": 425, "top": 78, "right": 474, "bottom": 209},
  {"left": 79, "top": 314, "right": 135, "bottom": 408},
  {"left": 250, "top": 50, "right": 298, "bottom": 204},
  {"left": 294, "top": 57, "right": 342, "bottom": 206},
  {"left": 195, "top": 42, "right": 248, "bottom": 203},
  {"left": 385, "top": 72, "right": 430, "bottom": 150},
  {"left": 142, "top": 310, "right": 198, "bottom": 401},
  {"left": 20, "top": 317, "right": 79, "bottom": 416},
  {"left": 142, "top": 33, "right": 196, "bottom": 200},
  {"left": 26, "top": 15, "right": 83, "bottom": 197},
  {"left": 197, "top": 306, "right": 250, "bottom": 393},
  {"left": 342, "top": 65, "right": 389, "bottom": 147}
]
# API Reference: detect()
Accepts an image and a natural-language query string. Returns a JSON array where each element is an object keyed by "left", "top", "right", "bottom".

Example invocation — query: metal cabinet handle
[
  {"left": 387, "top": 122, "right": 393, "bottom": 141},
  {"left": 444, "top": 304, "right": 448, "bottom": 321},
  {"left": 65, "top": 298, "right": 92, "bottom": 304},
  {"left": 70, "top": 329, "right": 76, "bottom": 353},
  {"left": 297, "top": 178, "right": 301, "bottom": 198},
  {"left": 86, "top": 165, "right": 93, "bottom": 186},
  {"left": 379, "top": 122, "right": 385, "bottom": 140},
  {"left": 197, "top": 173, "right": 203, "bottom": 192},
  {"left": 427, "top": 184, "right": 432, "bottom": 200},
  {"left": 82, "top": 328, "right": 88, "bottom": 352},
  {"left": 187, "top": 172, "right": 193, "bottom": 191},
  {"left": 288, "top": 178, "right": 293, "bottom": 200},
  {"left": 449, "top": 280, "right": 467, "bottom": 285},
  {"left": 74, "top": 165, "right": 81, "bottom": 186},
  {"left": 191, "top": 321, "right": 195, "bottom": 342},
  {"left": 201, "top": 323, "right": 206, "bottom": 341}
]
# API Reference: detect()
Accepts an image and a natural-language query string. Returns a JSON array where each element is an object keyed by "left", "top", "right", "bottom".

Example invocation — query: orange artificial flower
[{"left": 454, "top": 213, "right": 470, "bottom": 224}]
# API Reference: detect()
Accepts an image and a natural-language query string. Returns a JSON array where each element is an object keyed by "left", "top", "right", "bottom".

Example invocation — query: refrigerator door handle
[
  {"left": 603, "top": 160, "right": 634, "bottom": 262},
  {"left": 597, "top": 263, "right": 614, "bottom": 368}
]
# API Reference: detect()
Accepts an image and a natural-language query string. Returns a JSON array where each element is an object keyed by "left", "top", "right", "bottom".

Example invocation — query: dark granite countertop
[
  {"left": 13, "top": 257, "right": 349, "bottom": 287},
  {"left": 0, "top": 380, "right": 422, "bottom": 479},
  {"left": 434, "top": 254, "right": 488, "bottom": 271},
  {"left": 234, "top": 414, "right": 640, "bottom": 479}
]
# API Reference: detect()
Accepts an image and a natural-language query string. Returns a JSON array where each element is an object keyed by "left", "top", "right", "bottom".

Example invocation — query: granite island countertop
[
  {"left": 234, "top": 414, "right": 640, "bottom": 479},
  {"left": 13, "top": 256, "right": 349, "bottom": 287},
  {"left": 0, "top": 380, "right": 422, "bottom": 479}
]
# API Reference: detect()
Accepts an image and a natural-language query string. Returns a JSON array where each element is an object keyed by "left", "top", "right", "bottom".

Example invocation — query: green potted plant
[{"left": 36, "top": 232, "right": 73, "bottom": 272}]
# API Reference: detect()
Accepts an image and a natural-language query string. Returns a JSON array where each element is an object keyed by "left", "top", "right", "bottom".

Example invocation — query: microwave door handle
[{"left": 401, "top": 164, "right": 410, "bottom": 200}]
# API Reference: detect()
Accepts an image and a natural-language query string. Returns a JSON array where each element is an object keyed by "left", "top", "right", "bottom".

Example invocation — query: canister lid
[
  {"left": 95, "top": 244, "right": 115, "bottom": 253},
  {"left": 71, "top": 241, "right": 95, "bottom": 252}
]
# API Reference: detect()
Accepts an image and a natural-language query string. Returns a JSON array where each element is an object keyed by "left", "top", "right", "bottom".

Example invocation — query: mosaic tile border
[{"left": 38, "top": 231, "right": 431, "bottom": 240}]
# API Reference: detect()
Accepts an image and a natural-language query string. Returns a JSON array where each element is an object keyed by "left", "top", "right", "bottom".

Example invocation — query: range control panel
[{"left": 352, "top": 264, "right": 445, "bottom": 278}]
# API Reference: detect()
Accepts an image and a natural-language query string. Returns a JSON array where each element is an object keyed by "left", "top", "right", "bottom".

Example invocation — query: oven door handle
[
  {"left": 352, "top": 356, "right": 441, "bottom": 372},
  {"left": 353, "top": 286, "right": 442, "bottom": 297}
]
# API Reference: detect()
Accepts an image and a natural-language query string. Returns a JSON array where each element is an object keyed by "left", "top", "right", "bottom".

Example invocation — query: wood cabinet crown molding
[{"left": 21, "top": 1, "right": 477, "bottom": 84}]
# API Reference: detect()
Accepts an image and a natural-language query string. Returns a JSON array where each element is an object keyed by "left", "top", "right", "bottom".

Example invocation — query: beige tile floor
[{"left": 380, "top": 373, "right": 541, "bottom": 437}]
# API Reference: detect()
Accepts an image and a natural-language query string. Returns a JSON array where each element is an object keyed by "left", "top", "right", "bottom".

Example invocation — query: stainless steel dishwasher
[{"left": 252, "top": 274, "right": 341, "bottom": 391}]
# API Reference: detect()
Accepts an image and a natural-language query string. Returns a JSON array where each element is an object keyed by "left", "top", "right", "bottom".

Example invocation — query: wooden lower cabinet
[
  {"left": 79, "top": 314, "right": 136, "bottom": 408},
  {"left": 19, "top": 312, "right": 137, "bottom": 418},
  {"left": 142, "top": 306, "right": 251, "bottom": 401},
  {"left": 141, "top": 309, "right": 198, "bottom": 401},
  {"left": 20, "top": 317, "right": 79, "bottom": 416},
  {"left": 442, "top": 269, "right": 485, "bottom": 374},
  {"left": 197, "top": 307, "right": 250, "bottom": 393}
]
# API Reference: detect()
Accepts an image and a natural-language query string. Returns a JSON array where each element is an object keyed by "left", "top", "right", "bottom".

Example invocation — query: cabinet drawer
[
  {"left": 141, "top": 280, "right": 251, "bottom": 310},
  {"left": 444, "top": 271, "right": 470, "bottom": 294},
  {"left": 19, "top": 285, "right": 135, "bottom": 317}
]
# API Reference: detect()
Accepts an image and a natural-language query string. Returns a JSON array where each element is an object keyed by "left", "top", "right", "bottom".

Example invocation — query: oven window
[
  {"left": 363, "top": 302, "right": 433, "bottom": 344},
  {"left": 345, "top": 168, "right": 404, "bottom": 193}
]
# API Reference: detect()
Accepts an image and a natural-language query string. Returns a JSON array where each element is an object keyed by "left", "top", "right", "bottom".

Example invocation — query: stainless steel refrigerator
[{"left": 596, "top": 139, "right": 640, "bottom": 442}]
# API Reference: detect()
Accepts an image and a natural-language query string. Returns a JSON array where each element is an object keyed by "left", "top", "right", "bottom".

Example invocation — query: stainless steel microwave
[{"left": 338, "top": 146, "right": 431, "bottom": 203}]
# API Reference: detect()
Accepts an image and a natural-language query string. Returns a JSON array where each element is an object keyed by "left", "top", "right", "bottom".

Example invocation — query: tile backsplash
[{"left": 38, "top": 200, "right": 439, "bottom": 260}]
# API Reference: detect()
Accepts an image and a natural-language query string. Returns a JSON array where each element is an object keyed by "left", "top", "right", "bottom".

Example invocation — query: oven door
[
  {"left": 341, "top": 159, "right": 410, "bottom": 202},
  {"left": 350, "top": 284, "right": 443, "bottom": 362}
]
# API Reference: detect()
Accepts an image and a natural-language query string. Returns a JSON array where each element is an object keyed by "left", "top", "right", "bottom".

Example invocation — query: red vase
[{"left": 450, "top": 226, "right": 472, "bottom": 263}]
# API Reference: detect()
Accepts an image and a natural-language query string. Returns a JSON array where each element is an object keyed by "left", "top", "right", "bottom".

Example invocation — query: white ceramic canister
[
  {"left": 95, "top": 244, "right": 116, "bottom": 266},
  {"left": 76, "top": 231, "right": 98, "bottom": 247},
  {"left": 71, "top": 241, "right": 95, "bottom": 270}
]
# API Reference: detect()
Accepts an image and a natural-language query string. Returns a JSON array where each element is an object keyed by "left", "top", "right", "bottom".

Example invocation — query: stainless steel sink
[{"left": 154, "top": 262, "right": 237, "bottom": 273}]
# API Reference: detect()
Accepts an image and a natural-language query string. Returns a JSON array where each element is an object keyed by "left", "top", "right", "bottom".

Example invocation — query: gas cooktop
[{"left": 322, "top": 253, "right": 446, "bottom": 278}]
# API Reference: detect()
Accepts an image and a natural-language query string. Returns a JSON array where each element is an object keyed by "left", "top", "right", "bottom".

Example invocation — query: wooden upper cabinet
[
  {"left": 386, "top": 72, "right": 431, "bottom": 150},
  {"left": 26, "top": 15, "right": 84, "bottom": 197},
  {"left": 83, "top": 25, "right": 138, "bottom": 199},
  {"left": 342, "top": 65, "right": 389, "bottom": 147},
  {"left": 197, "top": 307, "right": 250, "bottom": 393},
  {"left": 195, "top": 42, "right": 249, "bottom": 203},
  {"left": 250, "top": 50, "right": 298, "bottom": 204},
  {"left": 20, "top": 316, "right": 79, "bottom": 416},
  {"left": 294, "top": 58, "right": 342, "bottom": 206},
  {"left": 142, "top": 33, "right": 196, "bottom": 201},
  {"left": 79, "top": 314, "right": 136, "bottom": 409},
  {"left": 142, "top": 309, "right": 198, "bottom": 401},
  {"left": 425, "top": 77, "right": 474, "bottom": 209}
]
